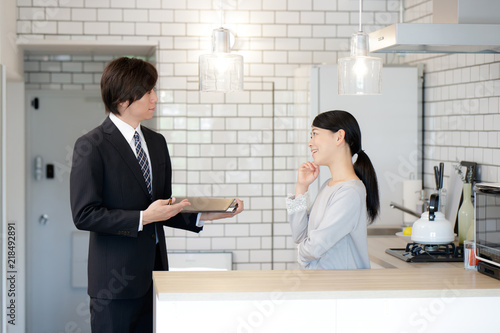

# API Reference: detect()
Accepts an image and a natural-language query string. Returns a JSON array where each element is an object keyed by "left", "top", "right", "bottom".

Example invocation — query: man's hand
[
  {"left": 200, "top": 198, "right": 244, "bottom": 221},
  {"left": 142, "top": 198, "right": 191, "bottom": 225}
]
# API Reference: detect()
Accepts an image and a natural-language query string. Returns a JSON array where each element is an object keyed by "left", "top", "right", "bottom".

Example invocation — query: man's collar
[{"left": 109, "top": 113, "right": 142, "bottom": 142}]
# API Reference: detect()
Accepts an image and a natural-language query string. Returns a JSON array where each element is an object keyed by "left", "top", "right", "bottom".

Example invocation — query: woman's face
[{"left": 308, "top": 126, "right": 339, "bottom": 165}]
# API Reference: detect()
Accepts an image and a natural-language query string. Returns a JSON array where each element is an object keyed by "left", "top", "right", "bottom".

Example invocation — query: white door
[{"left": 26, "top": 90, "right": 106, "bottom": 333}]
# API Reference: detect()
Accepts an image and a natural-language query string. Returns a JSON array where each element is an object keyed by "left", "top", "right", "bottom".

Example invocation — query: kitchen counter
[
  {"left": 153, "top": 266, "right": 499, "bottom": 301},
  {"left": 153, "top": 236, "right": 500, "bottom": 332},
  {"left": 367, "top": 235, "right": 463, "bottom": 269}
]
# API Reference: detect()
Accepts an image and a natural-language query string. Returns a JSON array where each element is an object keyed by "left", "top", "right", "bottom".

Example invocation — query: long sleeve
[
  {"left": 70, "top": 118, "right": 205, "bottom": 299},
  {"left": 287, "top": 180, "right": 370, "bottom": 270},
  {"left": 286, "top": 193, "right": 310, "bottom": 243},
  {"left": 297, "top": 186, "right": 361, "bottom": 266},
  {"left": 70, "top": 134, "right": 141, "bottom": 237}
]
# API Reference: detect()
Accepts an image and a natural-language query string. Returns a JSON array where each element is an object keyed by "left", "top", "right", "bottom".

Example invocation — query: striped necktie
[{"left": 133, "top": 131, "right": 152, "bottom": 198}]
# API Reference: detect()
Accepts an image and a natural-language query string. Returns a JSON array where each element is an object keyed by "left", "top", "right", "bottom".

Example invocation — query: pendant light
[
  {"left": 199, "top": 0, "right": 244, "bottom": 93},
  {"left": 338, "top": 0, "right": 382, "bottom": 95}
]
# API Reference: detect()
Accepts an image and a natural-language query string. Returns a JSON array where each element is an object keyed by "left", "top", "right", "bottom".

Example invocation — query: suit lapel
[{"left": 102, "top": 117, "right": 151, "bottom": 200}]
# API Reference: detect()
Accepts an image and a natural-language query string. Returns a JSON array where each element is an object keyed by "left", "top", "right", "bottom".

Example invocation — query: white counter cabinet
[{"left": 153, "top": 237, "right": 500, "bottom": 332}]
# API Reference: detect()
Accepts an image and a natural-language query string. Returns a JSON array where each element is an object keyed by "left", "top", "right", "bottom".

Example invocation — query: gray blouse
[{"left": 286, "top": 179, "right": 371, "bottom": 269}]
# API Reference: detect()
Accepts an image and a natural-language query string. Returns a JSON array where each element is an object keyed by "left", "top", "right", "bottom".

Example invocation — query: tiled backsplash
[{"left": 19, "top": 0, "right": 500, "bottom": 269}]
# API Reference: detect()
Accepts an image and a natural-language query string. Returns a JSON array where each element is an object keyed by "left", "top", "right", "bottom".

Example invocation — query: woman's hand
[
  {"left": 200, "top": 199, "right": 244, "bottom": 221},
  {"left": 295, "top": 162, "right": 319, "bottom": 196},
  {"left": 142, "top": 198, "right": 191, "bottom": 225}
]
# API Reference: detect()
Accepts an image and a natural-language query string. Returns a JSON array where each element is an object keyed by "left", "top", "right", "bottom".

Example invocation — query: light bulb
[
  {"left": 215, "top": 56, "right": 229, "bottom": 75},
  {"left": 353, "top": 58, "right": 368, "bottom": 77}
]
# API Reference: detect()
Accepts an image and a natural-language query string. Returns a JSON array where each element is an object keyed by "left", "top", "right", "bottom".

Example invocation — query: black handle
[
  {"left": 439, "top": 162, "right": 444, "bottom": 189},
  {"left": 428, "top": 193, "right": 439, "bottom": 221},
  {"left": 31, "top": 97, "right": 39, "bottom": 110},
  {"left": 434, "top": 166, "right": 440, "bottom": 190}
]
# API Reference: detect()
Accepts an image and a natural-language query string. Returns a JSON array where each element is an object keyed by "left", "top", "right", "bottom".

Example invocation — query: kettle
[{"left": 411, "top": 193, "right": 455, "bottom": 244}]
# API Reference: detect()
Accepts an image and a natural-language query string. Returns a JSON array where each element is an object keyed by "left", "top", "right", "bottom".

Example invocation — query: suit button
[{"left": 152, "top": 234, "right": 155, "bottom": 239}]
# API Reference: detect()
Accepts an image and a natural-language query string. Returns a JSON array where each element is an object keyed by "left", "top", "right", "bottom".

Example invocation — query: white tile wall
[
  {"left": 21, "top": 0, "right": 500, "bottom": 270},
  {"left": 400, "top": 0, "right": 500, "bottom": 187}
]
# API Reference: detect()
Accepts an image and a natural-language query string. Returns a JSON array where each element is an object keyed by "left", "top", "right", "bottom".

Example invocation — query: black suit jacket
[{"left": 70, "top": 117, "right": 201, "bottom": 299}]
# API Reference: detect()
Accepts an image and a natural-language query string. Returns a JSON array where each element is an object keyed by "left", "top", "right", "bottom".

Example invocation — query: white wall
[
  {"left": 5, "top": 81, "right": 26, "bottom": 333},
  {"left": 15, "top": 0, "right": 500, "bottom": 270},
  {"left": 17, "top": 0, "right": 400, "bottom": 270},
  {"left": 0, "top": 0, "right": 23, "bottom": 80}
]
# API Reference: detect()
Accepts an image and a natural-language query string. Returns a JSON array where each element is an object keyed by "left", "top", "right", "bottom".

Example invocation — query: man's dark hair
[{"left": 101, "top": 57, "right": 158, "bottom": 115}]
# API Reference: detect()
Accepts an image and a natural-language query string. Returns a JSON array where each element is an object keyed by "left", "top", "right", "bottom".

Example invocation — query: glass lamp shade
[
  {"left": 338, "top": 55, "right": 382, "bottom": 95},
  {"left": 199, "top": 27, "right": 244, "bottom": 92},
  {"left": 338, "top": 31, "right": 382, "bottom": 95},
  {"left": 199, "top": 53, "right": 243, "bottom": 92}
]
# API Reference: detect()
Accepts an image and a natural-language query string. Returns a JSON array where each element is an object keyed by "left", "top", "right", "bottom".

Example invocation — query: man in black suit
[{"left": 70, "top": 57, "right": 243, "bottom": 333}]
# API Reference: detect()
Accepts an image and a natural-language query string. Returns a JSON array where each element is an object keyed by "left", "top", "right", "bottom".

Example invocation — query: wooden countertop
[
  {"left": 154, "top": 236, "right": 500, "bottom": 302},
  {"left": 153, "top": 267, "right": 500, "bottom": 301}
]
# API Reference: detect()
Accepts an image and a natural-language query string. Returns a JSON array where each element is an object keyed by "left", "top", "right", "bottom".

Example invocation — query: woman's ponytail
[
  {"left": 312, "top": 110, "right": 380, "bottom": 223},
  {"left": 353, "top": 150, "right": 379, "bottom": 223}
]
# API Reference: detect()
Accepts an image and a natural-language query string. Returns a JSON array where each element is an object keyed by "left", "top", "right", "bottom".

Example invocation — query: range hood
[
  {"left": 369, "top": 23, "right": 500, "bottom": 54},
  {"left": 369, "top": 0, "right": 500, "bottom": 54}
]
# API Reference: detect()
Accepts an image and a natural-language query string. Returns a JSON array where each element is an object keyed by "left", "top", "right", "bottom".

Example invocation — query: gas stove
[{"left": 386, "top": 242, "right": 464, "bottom": 263}]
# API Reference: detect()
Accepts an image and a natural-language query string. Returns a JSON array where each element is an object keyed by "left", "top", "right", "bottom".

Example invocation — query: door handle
[
  {"left": 39, "top": 214, "right": 49, "bottom": 225},
  {"left": 35, "top": 156, "right": 43, "bottom": 180}
]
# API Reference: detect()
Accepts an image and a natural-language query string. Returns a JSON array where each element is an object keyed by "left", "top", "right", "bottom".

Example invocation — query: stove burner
[
  {"left": 386, "top": 242, "right": 464, "bottom": 262},
  {"left": 406, "top": 242, "right": 458, "bottom": 255}
]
